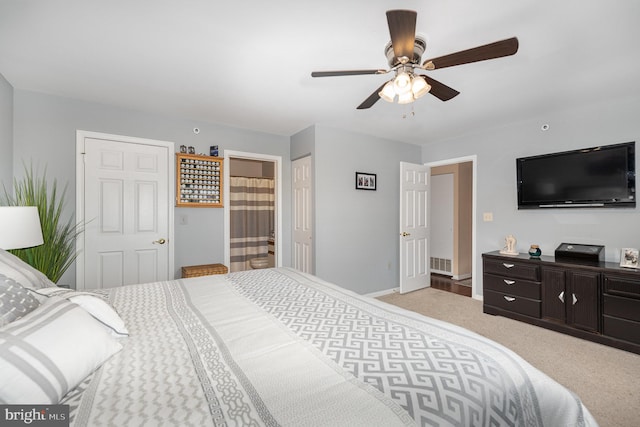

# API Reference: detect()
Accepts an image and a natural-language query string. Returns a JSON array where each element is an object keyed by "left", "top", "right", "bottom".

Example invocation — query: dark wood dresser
[{"left": 483, "top": 250, "right": 640, "bottom": 354}]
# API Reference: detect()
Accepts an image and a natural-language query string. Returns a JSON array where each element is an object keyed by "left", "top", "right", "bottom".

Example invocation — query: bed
[{"left": 0, "top": 249, "right": 598, "bottom": 426}]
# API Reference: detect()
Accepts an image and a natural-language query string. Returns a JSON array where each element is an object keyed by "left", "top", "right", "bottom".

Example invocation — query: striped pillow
[
  {"left": 0, "top": 274, "right": 41, "bottom": 326},
  {"left": 0, "top": 248, "right": 56, "bottom": 290},
  {"left": 0, "top": 296, "right": 123, "bottom": 404}
]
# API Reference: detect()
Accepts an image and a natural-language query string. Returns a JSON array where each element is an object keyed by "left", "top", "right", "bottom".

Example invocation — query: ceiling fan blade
[
  {"left": 386, "top": 10, "right": 417, "bottom": 60},
  {"left": 311, "top": 69, "right": 385, "bottom": 77},
  {"left": 422, "top": 37, "right": 519, "bottom": 70},
  {"left": 423, "top": 76, "right": 460, "bottom": 101},
  {"left": 357, "top": 82, "right": 388, "bottom": 110}
]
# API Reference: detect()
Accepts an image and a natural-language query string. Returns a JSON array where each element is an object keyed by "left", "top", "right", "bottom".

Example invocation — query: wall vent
[{"left": 430, "top": 257, "right": 452, "bottom": 273}]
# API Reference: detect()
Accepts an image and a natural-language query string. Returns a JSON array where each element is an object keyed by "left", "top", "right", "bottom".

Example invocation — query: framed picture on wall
[
  {"left": 620, "top": 248, "right": 639, "bottom": 268},
  {"left": 355, "top": 172, "right": 376, "bottom": 190}
]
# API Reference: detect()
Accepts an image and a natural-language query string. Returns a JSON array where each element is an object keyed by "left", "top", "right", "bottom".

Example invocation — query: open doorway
[
  {"left": 223, "top": 151, "right": 282, "bottom": 272},
  {"left": 427, "top": 156, "right": 478, "bottom": 298}
]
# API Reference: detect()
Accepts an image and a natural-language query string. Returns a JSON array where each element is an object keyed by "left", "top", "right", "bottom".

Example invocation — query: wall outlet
[{"left": 483, "top": 212, "right": 494, "bottom": 222}]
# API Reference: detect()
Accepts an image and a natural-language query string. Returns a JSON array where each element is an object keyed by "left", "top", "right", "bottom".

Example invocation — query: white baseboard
[{"left": 365, "top": 287, "right": 399, "bottom": 298}]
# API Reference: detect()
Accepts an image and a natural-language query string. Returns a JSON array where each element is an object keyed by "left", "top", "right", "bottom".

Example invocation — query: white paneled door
[
  {"left": 399, "top": 161, "right": 430, "bottom": 293},
  {"left": 292, "top": 155, "right": 313, "bottom": 273},
  {"left": 77, "top": 132, "right": 173, "bottom": 289}
]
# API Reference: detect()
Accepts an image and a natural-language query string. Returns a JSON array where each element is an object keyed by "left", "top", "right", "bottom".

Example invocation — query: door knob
[
  {"left": 400, "top": 232, "right": 411, "bottom": 237},
  {"left": 153, "top": 238, "right": 166, "bottom": 245}
]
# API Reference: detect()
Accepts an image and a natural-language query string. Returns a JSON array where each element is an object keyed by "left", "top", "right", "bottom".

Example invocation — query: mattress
[{"left": 61, "top": 267, "right": 597, "bottom": 426}]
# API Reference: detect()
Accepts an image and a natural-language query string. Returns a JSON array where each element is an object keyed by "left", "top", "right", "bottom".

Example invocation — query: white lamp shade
[{"left": 0, "top": 206, "right": 45, "bottom": 250}]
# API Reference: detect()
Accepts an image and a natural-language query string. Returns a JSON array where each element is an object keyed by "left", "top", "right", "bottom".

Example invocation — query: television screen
[{"left": 517, "top": 142, "right": 635, "bottom": 208}]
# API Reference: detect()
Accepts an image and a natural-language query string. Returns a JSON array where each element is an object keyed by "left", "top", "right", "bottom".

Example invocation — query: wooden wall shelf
[{"left": 176, "top": 153, "right": 223, "bottom": 207}]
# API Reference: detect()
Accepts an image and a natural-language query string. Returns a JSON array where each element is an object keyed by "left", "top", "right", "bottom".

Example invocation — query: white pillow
[
  {"left": 0, "top": 296, "right": 123, "bottom": 404},
  {"left": 0, "top": 248, "right": 56, "bottom": 289},
  {"left": 0, "top": 273, "right": 41, "bottom": 326},
  {"left": 29, "top": 288, "right": 128, "bottom": 337}
]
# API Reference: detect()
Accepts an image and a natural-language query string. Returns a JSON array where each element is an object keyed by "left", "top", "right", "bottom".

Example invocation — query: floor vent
[{"left": 430, "top": 257, "right": 452, "bottom": 273}]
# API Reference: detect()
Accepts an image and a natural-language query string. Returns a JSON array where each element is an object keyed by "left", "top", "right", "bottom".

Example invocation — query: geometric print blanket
[{"left": 66, "top": 268, "right": 597, "bottom": 427}]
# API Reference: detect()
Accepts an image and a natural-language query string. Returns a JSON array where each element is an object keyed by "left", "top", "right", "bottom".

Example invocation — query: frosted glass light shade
[
  {"left": 379, "top": 81, "right": 395, "bottom": 102},
  {"left": 397, "top": 91, "right": 415, "bottom": 104},
  {"left": 0, "top": 206, "right": 44, "bottom": 249},
  {"left": 393, "top": 72, "right": 412, "bottom": 95},
  {"left": 411, "top": 76, "right": 431, "bottom": 99}
]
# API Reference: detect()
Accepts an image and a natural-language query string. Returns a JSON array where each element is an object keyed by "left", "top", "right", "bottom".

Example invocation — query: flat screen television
[{"left": 516, "top": 141, "right": 636, "bottom": 209}]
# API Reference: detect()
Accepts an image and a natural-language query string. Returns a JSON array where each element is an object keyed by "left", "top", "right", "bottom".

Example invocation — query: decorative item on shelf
[
  {"left": 355, "top": 172, "right": 377, "bottom": 190},
  {"left": 620, "top": 248, "right": 639, "bottom": 269},
  {"left": 179, "top": 145, "right": 187, "bottom": 153},
  {"left": 188, "top": 146, "right": 195, "bottom": 154},
  {"left": 499, "top": 234, "right": 519, "bottom": 255},
  {"left": 528, "top": 244, "right": 542, "bottom": 258},
  {"left": 210, "top": 145, "right": 219, "bottom": 157}
]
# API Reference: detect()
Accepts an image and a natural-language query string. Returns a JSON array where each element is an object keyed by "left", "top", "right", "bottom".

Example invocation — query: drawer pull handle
[
  {"left": 558, "top": 291, "right": 565, "bottom": 303},
  {"left": 503, "top": 263, "right": 515, "bottom": 268},
  {"left": 572, "top": 293, "right": 578, "bottom": 305},
  {"left": 503, "top": 296, "right": 516, "bottom": 302},
  {"left": 503, "top": 279, "right": 516, "bottom": 285}
]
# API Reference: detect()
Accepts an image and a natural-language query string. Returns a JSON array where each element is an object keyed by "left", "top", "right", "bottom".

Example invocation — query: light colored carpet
[{"left": 377, "top": 287, "right": 640, "bottom": 427}]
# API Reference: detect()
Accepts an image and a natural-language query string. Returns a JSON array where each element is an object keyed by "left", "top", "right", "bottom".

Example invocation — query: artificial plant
[{"left": 1, "top": 164, "right": 83, "bottom": 283}]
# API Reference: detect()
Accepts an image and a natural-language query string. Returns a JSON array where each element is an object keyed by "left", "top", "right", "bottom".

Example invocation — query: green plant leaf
[{"left": 1, "top": 163, "right": 83, "bottom": 283}]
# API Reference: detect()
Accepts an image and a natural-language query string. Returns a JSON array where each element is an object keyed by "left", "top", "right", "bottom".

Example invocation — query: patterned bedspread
[{"left": 66, "top": 268, "right": 598, "bottom": 426}]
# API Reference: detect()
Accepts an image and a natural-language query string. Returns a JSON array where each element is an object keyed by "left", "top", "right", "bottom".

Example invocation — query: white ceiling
[{"left": 1, "top": 0, "right": 639, "bottom": 145}]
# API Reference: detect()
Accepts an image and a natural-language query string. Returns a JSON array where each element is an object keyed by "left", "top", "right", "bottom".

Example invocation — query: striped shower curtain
[{"left": 229, "top": 176, "right": 275, "bottom": 272}]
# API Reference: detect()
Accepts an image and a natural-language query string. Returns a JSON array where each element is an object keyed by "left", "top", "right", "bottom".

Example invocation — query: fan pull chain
[{"left": 402, "top": 105, "right": 416, "bottom": 119}]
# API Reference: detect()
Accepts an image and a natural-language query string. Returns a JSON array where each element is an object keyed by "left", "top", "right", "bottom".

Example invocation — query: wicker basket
[{"left": 181, "top": 263, "right": 228, "bottom": 278}]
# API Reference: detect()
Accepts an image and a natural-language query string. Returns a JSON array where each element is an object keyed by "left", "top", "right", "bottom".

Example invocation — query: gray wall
[
  {"left": 0, "top": 73, "right": 12, "bottom": 188},
  {"left": 8, "top": 84, "right": 639, "bottom": 296},
  {"left": 12, "top": 89, "right": 291, "bottom": 286},
  {"left": 422, "top": 94, "right": 640, "bottom": 296},
  {"left": 309, "top": 125, "right": 422, "bottom": 294}
]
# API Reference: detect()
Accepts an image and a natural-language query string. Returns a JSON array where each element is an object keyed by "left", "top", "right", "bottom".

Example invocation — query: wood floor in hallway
[{"left": 430, "top": 273, "right": 472, "bottom": 297}]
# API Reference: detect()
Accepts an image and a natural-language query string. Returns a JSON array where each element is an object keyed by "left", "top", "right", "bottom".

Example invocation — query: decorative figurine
[{"left": 499, "top": 234, "right": 519, "bottom": 255}]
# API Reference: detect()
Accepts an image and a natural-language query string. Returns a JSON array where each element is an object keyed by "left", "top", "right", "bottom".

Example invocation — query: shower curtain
[{"left": 229, "top": 176, "right": 275, "bottom": 272}]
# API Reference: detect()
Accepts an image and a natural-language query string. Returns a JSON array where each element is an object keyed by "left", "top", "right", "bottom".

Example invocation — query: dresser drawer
[
  {"left": 484, "top": 289, "right": 541, "bottom": 318},
  {"left": 603, "top": 294, "right": 640, "bottom": 322},
  {"left": 603, "top": 315, "right": 640, "bottom": 345},
  {"left": 603, "top": 274, "right": 640, "bottom": 299},
  {"left": 484, "top": 274, "right": 540, "bottom": 299},
  {"left": 483, "top": 259, "right": 540, "bottom": 281}
]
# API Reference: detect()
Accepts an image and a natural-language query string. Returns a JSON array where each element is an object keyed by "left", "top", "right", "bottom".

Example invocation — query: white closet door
[{"left": 79, "top": 134, "right": 173, "bottom": 289}]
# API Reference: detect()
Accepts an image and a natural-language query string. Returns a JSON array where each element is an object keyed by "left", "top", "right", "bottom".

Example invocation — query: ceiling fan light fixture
[
  {"left": 411, "top": 76, "right": 431, "bottom": 99},
  {"left": 379, "top": 80, "right": 396, "bottom": 102},
  {"left": 397, "top": 91, "right": 415, "bottom": 105},
  {"left": 393, "top": 72, "right": 412, "bottom": 95}
]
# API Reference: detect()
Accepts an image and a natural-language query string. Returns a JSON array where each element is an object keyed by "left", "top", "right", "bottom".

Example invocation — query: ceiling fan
[{"left": 311, "top": 9, "right": 519, "bottom": 109}]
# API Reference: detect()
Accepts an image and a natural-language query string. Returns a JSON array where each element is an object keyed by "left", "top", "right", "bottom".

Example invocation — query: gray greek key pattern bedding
[
  {"left": 228, "top": 269, "right": 538, "bottom": 426},
  {"left": 67, "top": 268, "right": 597, "bottom": 427}
]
